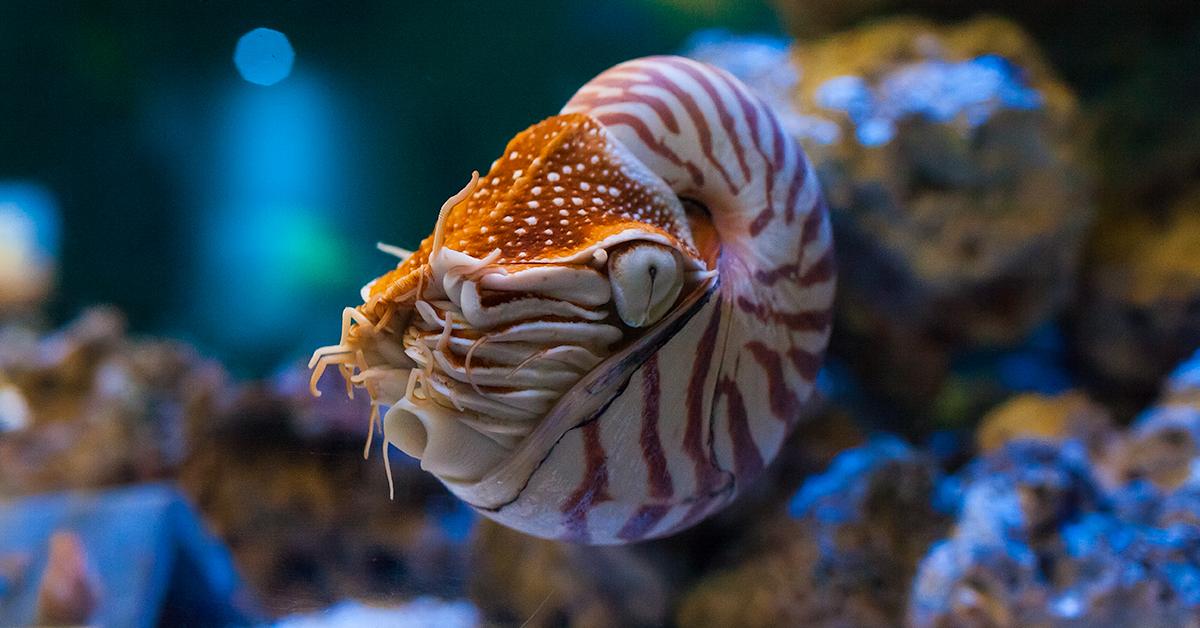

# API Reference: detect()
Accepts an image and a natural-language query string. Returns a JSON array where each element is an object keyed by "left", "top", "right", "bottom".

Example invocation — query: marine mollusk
[{"left": 310, "top": 56, "right": 834, "bottom": 544}]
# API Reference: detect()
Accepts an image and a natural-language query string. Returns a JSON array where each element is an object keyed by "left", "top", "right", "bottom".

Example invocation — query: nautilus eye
[
  {"left": 310, "top": 55, "right": 835, "bottom": 544},
  {"left": 608, "top": 242, "right": 685, "bottom": 328}
]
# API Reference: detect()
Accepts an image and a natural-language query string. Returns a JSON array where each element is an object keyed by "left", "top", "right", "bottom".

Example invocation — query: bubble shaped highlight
[{"left": 234, "top": 28, "right": 294, "bottom": 86}]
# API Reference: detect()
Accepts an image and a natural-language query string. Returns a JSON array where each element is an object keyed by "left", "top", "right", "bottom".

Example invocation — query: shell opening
[{"left": 389, "top": 404, "right": 427, "bottom": 459}]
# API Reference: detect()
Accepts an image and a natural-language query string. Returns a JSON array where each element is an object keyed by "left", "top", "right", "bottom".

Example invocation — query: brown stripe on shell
[
  {"left": 715, "top": 376, "right": 764, "bottom": 479},
  {"left": 787, "top": 346, "right": 824, "bottom": 381},
  {"left": 677, "top": 303, "right": 735, "bottom": 529},
  {"left": 559, "top": 420, "right": 612, "bottom": 543},
  {"left": 660, "top": 57, "right": 753, "bottom": 188},
  {"left": 636, "top": 62, "right": 740, "bottom": 195},
  {"left": 639, "top": 353, "right": 674, "bottom": 499},
  {"left": 745, "top": 341, "right": 802, "bottom": 423},
  {"left": 799, "top": 250, "right": 836, "bottom": 287},
  {"left": 573, "top": 80, "right": 681, "bottom": 133},
  {"left": 735, "top": 297, "right": 833, "bottom": 332},
  {"left": 593, "top": 112, "right": 706, "bottom": 187},
  {"left": 616, "top": 503, "right": 672, "bottom": 542}
]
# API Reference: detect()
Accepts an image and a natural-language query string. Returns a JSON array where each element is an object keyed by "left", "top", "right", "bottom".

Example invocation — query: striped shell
[{"left": 310, "top": 56, "right": 834, "bottom": 544}]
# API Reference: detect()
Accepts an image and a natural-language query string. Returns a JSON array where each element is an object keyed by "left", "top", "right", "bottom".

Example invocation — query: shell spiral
[{"left": 312, "top": 56, "right": 834, "bottom": 545}]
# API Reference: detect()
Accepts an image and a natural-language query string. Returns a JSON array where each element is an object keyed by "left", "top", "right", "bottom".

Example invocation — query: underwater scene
[{"left": 2, "top": 1, "right": 1199, "bottom": 626}]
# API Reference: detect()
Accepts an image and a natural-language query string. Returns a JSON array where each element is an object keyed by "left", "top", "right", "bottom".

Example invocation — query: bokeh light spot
[{"left": 233, "top": 28, "right": 294, "bottom": 86}]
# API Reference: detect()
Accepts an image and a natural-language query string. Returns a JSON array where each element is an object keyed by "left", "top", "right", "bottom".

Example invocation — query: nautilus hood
[{"left": 365, "top": 113, "right": 704, "bottom": 300}]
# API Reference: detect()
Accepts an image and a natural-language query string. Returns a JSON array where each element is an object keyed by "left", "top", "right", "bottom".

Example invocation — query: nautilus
[{"left": 310, "top": 56, "right": 834, "bottom": 544}]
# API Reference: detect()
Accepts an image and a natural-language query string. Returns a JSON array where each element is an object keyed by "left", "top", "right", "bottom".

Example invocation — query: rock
[
  {"left": 1, "top": 485, "right": 257, "bottom": 627},
  {"left": 976, "top": 390, "right": 1113, "bottom": 453},
  {"left": 1100, "top": 406, "right": 1200, "bottom": 493},
  {"left": 1094, "top": 351, "right": 1200, "bottom": 493},
  {"left": 1166, "top": 349, "right": 1200, "bottom": 408},
  {"left": 1072, "top": 191, "right": 1200, "bottom": 401},
  {"left": 272, "top": 597, "right": 480, "bottom": 628},
  {"left": 787, "top": 17, "right": 1092, "bottom": 418},
  {"left": 180, "top": 385, "right": 471, "bottom": 615},
  {"left": 770, "top": 0, "right": 892, "bottom": 38},
  {"left": 470, "top": 520, "right": 677, "bottom": 628},
  {"left": 0, "top": 307, "right": 228, "bottom": 496},
  {"left": 911, "top": 354, "right": 1200, "bottom": 626},
  {"left": 910, "top": 440, "right": 1200, "bottom": 626},
  {"left": 0, "top": 308, "right": 473, "bottom": 616},
  {"left": 676, "top": 438, "right": 945, "bottom": 627}
]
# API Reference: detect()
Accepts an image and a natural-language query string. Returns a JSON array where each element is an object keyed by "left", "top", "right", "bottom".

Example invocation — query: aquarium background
[
  {"left": 0, "top": 0, "right": 780, "bottom": 376},
  {"left": 2, "top": 0, "right": 1200, "bottom": 626}
]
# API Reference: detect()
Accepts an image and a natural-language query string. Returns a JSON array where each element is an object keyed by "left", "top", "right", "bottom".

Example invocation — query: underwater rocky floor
[
  {"left": 1, "top": 313, "right": 1198, "bottom": 626},
  {"left": 2, "top": 5, "right": 1200, "bottom": 628}
]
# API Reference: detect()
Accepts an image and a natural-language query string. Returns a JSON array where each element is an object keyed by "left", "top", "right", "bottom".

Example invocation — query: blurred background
[
  {"left": 2, "top": 1, "right": 1200, "bottom": 626},
  {"left": 0, "top": 0, "right": 781, "bottom": 377}
]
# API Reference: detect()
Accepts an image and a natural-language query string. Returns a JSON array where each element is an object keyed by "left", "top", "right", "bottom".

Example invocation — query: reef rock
[
  {"left": 1094, "top": 350, "right": 1200, "bottom": 494},
  {"left": 912, "top": 354, "right": 1200, "bottom": 626},
  {"left": 469, "top": 520, "right": 677, "bottom": 628},
  {"left": 180, "top": 371, "right": 472, "bottom": 615},
  {"left": 677, "top": 438, "right": 945, "bottom": 627},
  {"left": 0, "top": 307, "right": 227, "bottom": 496},
  {"left": 1072, "top": 190, "right": 1200, "bottom": 401},
  {"left": 0, "top": 310, "right": 471, "bottom": 616},
  {"left": 912, "top": 441, "right": 1200, "bottom": 627},
  {"left": 788, "top": 17, "right": 1090, "bottom": 416},
  {"left": 976, "top": 390, "right": 1113, "bottom": 454}
]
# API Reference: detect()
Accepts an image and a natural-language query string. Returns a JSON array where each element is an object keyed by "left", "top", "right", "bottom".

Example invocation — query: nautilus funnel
[{"left": 311, "top": 55, "right": 835, "bottom": 544}]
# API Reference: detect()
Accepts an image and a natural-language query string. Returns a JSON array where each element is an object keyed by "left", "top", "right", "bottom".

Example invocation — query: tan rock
[
  {"left": 1074, "top": 191, "right": 1200, "bottom": 394},
  {"left": 976, "top": 391, "right": 1113, "bottom": 453}
]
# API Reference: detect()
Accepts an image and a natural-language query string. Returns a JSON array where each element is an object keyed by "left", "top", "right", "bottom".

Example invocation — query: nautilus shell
[{"left": 310, "top": 56, "right": 834, "bottom": 544}]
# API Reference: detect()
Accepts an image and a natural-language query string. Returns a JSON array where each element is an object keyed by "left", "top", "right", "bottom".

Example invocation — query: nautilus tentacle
[{"left": 310, "top": 56, "right": 834, "bottom": 544}]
